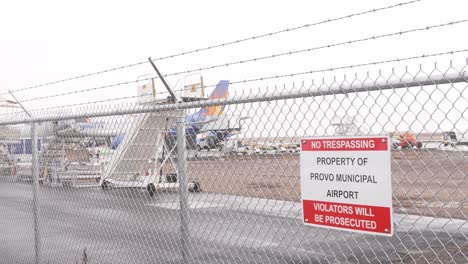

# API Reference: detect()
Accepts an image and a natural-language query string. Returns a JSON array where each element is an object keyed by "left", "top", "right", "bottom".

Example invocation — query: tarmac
[
  {"left": 0, "top": 177, "right": 467, "bottom": 263},
  {"left": 189, "top": 149, "right": 468, "bottom": 219}
]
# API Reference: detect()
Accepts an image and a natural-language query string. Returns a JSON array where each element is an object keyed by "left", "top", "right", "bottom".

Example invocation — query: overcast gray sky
[{"left": 1, "top": 0, "right": 467, "bottom": 114}]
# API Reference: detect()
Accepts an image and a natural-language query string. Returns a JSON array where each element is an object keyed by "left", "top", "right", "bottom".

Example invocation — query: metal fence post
[
  {"left": 176, "top": 109, "right": 189, "bottom": 263},
  {"left": 31, "top": 122, "right": 41, "bottom": 264}
]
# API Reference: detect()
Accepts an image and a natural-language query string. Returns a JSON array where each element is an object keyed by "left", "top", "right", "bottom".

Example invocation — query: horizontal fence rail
[{"left": 0, "top": 71, "right": 466, "bottom": 125}]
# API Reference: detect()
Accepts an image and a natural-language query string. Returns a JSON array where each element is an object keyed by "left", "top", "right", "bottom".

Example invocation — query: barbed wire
[
  {"left": 3, "top": 48, "right": 465, "bottom": 117},
  {"left": 147, "top": 0, "right": 422, "bottom": 61},
  {"left": 163, "top": 20, "right": 468, "bottom": 78},
  {"left": 201, "top": 49, "right": 468, "bottom": 89},
  {"left": 1, "top": 61, "right": 148, "bottom": 97},
  {"left": 2, "top": 0, "right": 422, "bottom": 97},
  {"left": 19, "top": 19, "right": 468, "bottom": 103},
  {"left": 20, "top": 79, "right": 151, "bottom": 103}
]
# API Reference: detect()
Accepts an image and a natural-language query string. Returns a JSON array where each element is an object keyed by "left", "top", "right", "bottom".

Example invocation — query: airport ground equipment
[
  {"left": 0, "top": 126, "right": 20, "bottom": 177},
  {"left": 443, "top": 131, "right": 458, "bottom": 147},
  {"left": 39, "top": 134, "right": 102, "bottom": 187},
  {"left": 390, "top": 131, "right": 422, "bottom": 149},
  {"left": 100, "top": 111, "right": 193, "bottom": 195},
  {"left": 100, "top": 59, "right": 202, "bottom": 196}
]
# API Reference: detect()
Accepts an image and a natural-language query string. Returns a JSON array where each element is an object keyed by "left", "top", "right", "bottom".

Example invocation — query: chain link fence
[{"left": 0, "top": 61, "right": 467, "bottom": 263}]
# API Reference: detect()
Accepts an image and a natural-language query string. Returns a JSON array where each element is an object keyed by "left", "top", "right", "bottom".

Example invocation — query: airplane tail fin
[{"left": 198, "top": 80, "right": 229, "bottom": 117}]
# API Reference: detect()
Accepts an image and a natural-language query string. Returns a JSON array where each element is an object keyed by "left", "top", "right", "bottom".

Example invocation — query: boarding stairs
[{"left": 100, "top": 111, "right": 177, "bottom": 189}]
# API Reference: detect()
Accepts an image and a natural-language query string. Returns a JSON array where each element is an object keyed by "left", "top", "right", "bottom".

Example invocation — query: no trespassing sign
[{"left": 300, "top": 136, "right": 393, "bottom": 236}]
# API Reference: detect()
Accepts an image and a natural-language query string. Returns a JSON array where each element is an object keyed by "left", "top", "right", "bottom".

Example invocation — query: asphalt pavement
[{"left": 0, "top": 178, "right": 466, "bottom": 264}]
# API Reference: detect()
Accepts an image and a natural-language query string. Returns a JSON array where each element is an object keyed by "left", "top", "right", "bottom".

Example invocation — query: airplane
[
  {"left": 13, "top": 80, "right": 235, "bottom": 156},
  {"left": 3, "top": 80, "right": 236, "bottom": 157},
  {"left": 160, "top": 80, "right": 243, "bottom": 150},
  {"left": 168, "top": 80, "right": 230, "bottom": 136},
  {"left": 17, "top": 80, "right": 231, "bottom": 154}
]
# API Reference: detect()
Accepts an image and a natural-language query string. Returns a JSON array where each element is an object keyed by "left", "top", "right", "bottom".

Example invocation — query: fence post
[
  {"left": 31, "top": 122, "right": 41, "bottom": 264},
  {"left": 176, "top": 109, "right": 189, "bottom": 263}
]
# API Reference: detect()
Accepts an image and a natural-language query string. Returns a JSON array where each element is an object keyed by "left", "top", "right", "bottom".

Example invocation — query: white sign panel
[{"left": 300, "top": 136, "right": 393, "bottom": 236}]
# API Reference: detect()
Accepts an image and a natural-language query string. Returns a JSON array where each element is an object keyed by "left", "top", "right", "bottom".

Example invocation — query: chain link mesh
[{"left": 0, "top": 61, "right": 466, "bottom": 263}]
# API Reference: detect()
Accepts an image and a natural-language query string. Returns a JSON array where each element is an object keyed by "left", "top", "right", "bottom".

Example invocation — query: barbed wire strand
[
  {"left": 2, "top": 0, "right": 422, "bottom": 96},
  {"left": 3, "top": 47, "right": 465, "bottom": 117},
  {"left": 20, "top": 19, "right": 468, "bottom": 103}
]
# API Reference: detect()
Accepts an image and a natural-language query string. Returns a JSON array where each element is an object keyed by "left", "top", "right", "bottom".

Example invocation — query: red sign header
[{"left": 301, "top": 137, "right": 388, "bottom": 151}]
